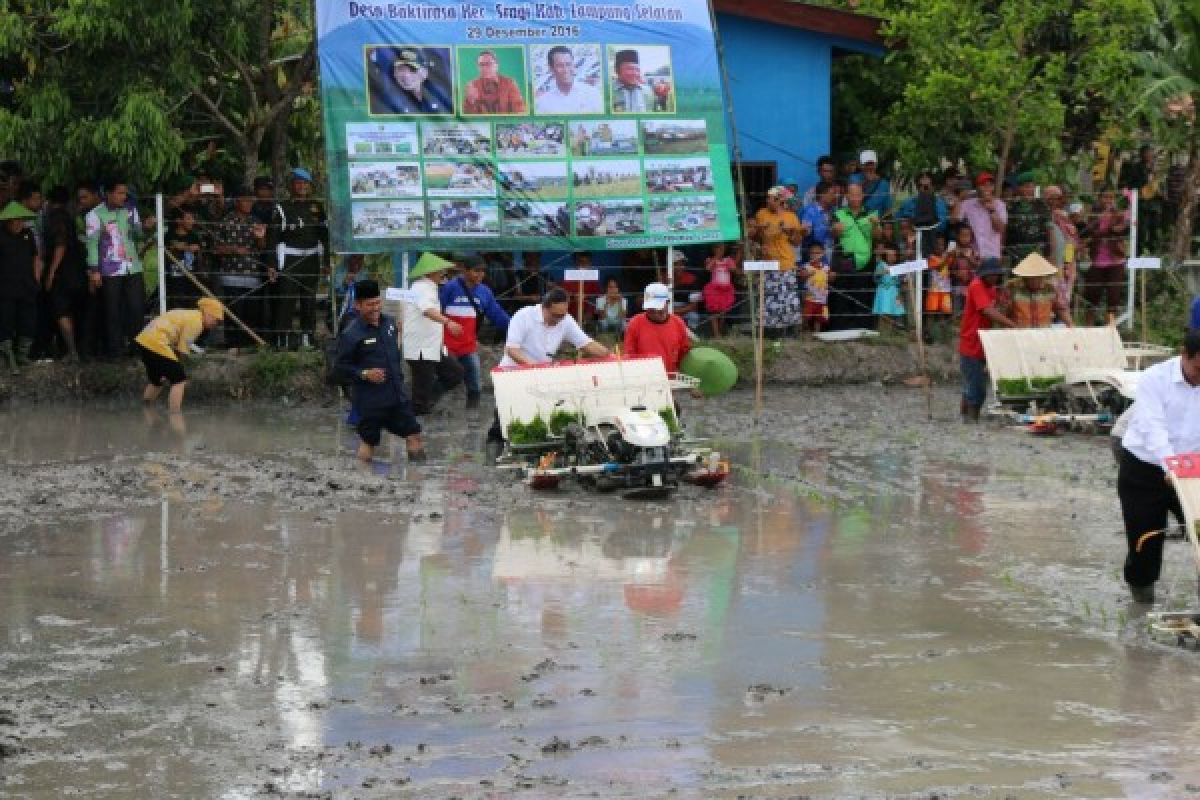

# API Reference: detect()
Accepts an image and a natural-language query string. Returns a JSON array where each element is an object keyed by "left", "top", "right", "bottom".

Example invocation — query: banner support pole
[{"left": 156, "top": 193, "right": 166, "bottom": 315}]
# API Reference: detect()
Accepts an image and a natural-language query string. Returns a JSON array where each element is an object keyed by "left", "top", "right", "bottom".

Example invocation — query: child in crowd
[
  {"left": 872, "top": 246, "right": 905, "bottom": 333},
  {"left": 702, "top": 242, "right": 738, "bottom": 336},
  {"left": 878, "top": 219, "right": 896, "bottom": 259},
  {"left": 801, "top": 242, "right": 832, "bottom": 332},
  {"left": 593, "top": 278, "right": 627, "bottom": 334},
  {"left": 948, "top": 224, "right": 980, "bottom": 316},
  {"left": 896, "top": 217, "right": 917, "bottom": 261},
  {"left": 923, "top": 234, "right": 954, "bottom": 342},
  {"left": 925, "top": 234, "right": 953, "bottom": 313}
]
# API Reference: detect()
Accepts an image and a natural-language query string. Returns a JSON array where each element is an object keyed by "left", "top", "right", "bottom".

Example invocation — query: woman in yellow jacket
[{"left": 134, "top": 297, "right": 224, "bottom": 411}]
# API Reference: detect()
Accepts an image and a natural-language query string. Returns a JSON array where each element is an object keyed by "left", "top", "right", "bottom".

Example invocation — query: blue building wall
[{"left": 715, "top": 13, "right": 883, "bottom": 198}]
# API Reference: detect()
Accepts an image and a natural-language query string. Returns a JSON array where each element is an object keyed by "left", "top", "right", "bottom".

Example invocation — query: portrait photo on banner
[
  {"left": 457, "top": 45, "right": 529, "bottom": 116},
  {"left": 607, "top": 45, "right": 674, "bottom": 114},
  {"left": 530, "top": 43, "right": 604, "bottom": 116},
  {"left": 365, "top": 45, "right": 455, "bottom": 115}
]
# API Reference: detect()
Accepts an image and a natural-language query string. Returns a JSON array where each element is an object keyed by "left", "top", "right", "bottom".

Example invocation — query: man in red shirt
[
  {"left": 959, "top": 257, "right": 1015, "bottom": 421},
  {"left": 624, "top": 282, "right": 691, "bottom": 372}
]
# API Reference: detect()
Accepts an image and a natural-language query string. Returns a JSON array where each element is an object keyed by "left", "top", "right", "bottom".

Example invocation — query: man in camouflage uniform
[{"left": 267, "top": 167, "right": 328, "bottom": 348}]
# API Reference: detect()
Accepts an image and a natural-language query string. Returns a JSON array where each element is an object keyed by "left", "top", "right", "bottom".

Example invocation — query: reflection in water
[{"left": 4, "top": 409, "right": 1200, "bottom": 796}]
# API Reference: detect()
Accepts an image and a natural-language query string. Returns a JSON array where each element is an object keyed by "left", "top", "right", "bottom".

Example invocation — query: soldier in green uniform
[{"left": 267, "top": 167, "right": 328, "bottom": 348}]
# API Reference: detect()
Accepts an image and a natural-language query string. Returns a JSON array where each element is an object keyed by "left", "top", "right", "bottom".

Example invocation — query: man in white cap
[
  {"left": 858, "top": 149, "right": 891, "bottom": 215},
  {"left": 1004, "top": 252, "right": 1072, "bottom": 328},
  {"left": 623, "top": 281, "right": 691, "bottom": 374}
]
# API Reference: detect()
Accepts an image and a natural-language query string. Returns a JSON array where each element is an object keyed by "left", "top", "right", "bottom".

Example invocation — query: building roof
[{"left": 713, "top": 0, "right": 885, "bottom": 51}]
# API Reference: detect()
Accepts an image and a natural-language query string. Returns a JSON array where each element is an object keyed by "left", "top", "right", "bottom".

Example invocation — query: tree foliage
[
  {"left": 0, "top": 0, "right": 315, "bottom": 189},
  {"left": 832, "top": 0, "right": 1153, "bottom": 183},
  {"left": 1135, "top": 0, "right": 1200, "bottom": 271}
]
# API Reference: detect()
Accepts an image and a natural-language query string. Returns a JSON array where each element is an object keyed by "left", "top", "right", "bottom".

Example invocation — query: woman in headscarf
[
  {"left": 134, "top": 297, "right": 224, "bottom": 412},
  {"left": 748, "top": 185, "right": 806, "bottom": 336}
]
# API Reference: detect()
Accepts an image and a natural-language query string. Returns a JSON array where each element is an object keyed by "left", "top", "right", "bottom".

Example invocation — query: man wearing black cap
[
  {"left": 250, "top": 176, "right": 276, "bottom": 226},
  {"left": 957, "top": 257, "right": 1016, "bottom": 421},
  {"left": 334, "top": 279, "right": 426, "bottom": 463},
  {"left": 370, "top": 47, "right": 453, "bottom": 115},
  {"left": 611, "top": 49, "right": 653, "bottom": 113}
]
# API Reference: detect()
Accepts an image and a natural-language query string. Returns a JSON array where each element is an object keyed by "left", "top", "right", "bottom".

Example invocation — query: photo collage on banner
[{"left": 318, "top": 2, "right": 740, "bottom": 252}]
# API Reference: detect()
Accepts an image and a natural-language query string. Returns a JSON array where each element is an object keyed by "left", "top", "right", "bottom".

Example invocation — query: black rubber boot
[
  {"left": 466, "top": 392, "right": 481, "bottom": 410},
  {"left": 14, "top": 337, "right": 32, "bottom": 366},
  {"left": 0, "top": 340, "right": 16, "bottom": 374}
]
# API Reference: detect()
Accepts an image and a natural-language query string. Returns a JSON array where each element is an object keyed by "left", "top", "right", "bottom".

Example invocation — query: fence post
[
  {"left": 1123, "top": 190, "right": 1138, "bottom": 331},
  {"left": 156, "top": 192, "right": 166, "bottom": 315}
]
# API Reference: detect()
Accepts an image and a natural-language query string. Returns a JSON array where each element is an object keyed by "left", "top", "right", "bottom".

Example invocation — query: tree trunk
[
  {"left": 238, "top": 127, "right": 267, "bottom": 195},
  {"left": 270, "top": 115, "right": 290, "bottom": 189},
  {"left": 994, "top": 80, "right": 1025, "bottom": 189},
  {"left": 1170, "top": 131, "right": 1200, "bottom": 294}
]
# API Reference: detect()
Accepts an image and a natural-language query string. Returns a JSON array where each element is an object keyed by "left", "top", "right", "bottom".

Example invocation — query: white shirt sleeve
[
  {"left": 505, "top": 307, "right": 533, "bottom": 349},
  {"left": 415, "top": 280, "right": 439, "bottom": 312},
  {"left": 561, "top": 315, "right": 592, "bottom": 349},
  {"left": 1122, "top": 365, "right": 1173, "bottom": 466}
]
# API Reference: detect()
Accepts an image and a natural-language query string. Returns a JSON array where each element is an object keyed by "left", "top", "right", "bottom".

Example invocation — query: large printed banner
[{"left": 316, "top": 1, "right": 741, "bottom": 252}]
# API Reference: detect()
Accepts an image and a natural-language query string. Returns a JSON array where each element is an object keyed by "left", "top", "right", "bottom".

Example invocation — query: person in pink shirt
[
  {"left": 1085, "top": 189, "right": 1129, "bottom": 324},
  {"left": 953, "top": 172, "right": 1007, "bottom": 262}
]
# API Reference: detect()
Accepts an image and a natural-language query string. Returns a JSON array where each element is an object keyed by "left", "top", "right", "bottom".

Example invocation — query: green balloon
[{"left": 680, "top": 346, "right": 738, "bottom": 396}]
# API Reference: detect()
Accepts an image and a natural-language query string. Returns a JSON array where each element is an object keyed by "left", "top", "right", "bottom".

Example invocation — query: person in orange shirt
[
  {"left": 463, "top": 49, "right": 527, "bottom": 114},
  {"left": 134, "top": 297, "right": 224, "bottom": 412},
  {"left": 623, "top": 282, "right": 691, "bottom": 373}
]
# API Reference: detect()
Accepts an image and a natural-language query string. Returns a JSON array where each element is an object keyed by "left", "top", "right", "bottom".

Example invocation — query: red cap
[{"left": 974, "top": 171, "right": 995, "bottom": 188}]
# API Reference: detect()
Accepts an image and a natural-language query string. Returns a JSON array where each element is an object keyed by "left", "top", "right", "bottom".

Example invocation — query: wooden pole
[
  {"left": 166, "top": 251, "right": 269, "bottom": 348},
  {"left": 914, "top": 227, "right": 935, "bottom": 420},
  {"left": 755, "top": 270, "right": 765, "bottom": 418}
]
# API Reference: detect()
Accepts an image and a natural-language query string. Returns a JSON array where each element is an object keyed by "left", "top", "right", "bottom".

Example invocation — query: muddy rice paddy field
[{"left": 3, "top": 387, "right": 1200, "bottom": 799}]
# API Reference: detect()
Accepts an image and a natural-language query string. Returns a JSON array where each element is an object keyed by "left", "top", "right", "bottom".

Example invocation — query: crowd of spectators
[
  {"left": 734, "top": 146, "right": 1182, "bottom": 340},
  {"left": 0, "top": 160, "right": 330, "bottom": 374},
  {"left": 0, "top": 143, "right": 1182, "bottom": 379}
]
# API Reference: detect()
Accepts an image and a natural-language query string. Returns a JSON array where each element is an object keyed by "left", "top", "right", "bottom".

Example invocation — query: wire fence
[{"left": 13, "top": 185, "right": 1177, "bottom": 364}]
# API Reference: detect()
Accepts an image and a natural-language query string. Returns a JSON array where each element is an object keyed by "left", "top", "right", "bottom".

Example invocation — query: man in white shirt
[
  {"left": 535, "top": 45, "right": 603, "bottom": 115},
  {"left": 402, "top": 252, "right": 463, "bottom": 415},
  {"left": 488, "top": 287, "right": 610, "bottom": 441},
  {"left": 1117, "top": 329, "right": 1200, "bottom": 603}
]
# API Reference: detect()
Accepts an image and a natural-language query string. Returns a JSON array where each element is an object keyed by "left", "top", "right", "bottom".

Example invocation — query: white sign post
[
  {"left": 743, "top": 260, "right": 780, "bottom": 418},
  {"left": 564, "top": 268, "right": 599, "bottom": 321},
  {"left": 888, "top": 258, "right": 928, "bottom": 277}
]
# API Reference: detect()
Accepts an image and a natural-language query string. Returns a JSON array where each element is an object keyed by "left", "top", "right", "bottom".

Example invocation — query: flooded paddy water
[{"left": 4, "top": 387, "right": 1200, "bottom": 799}]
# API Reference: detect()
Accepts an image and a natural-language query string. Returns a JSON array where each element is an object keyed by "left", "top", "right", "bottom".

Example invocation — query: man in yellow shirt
[{"left": 134, "top": 296, "right": 224, "bottom": 411}]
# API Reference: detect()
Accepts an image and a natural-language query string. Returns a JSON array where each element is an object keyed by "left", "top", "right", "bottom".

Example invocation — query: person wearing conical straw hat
[
  {"left": 402, "top": 252, "right": 464, "bottom": 416},
  {"left": 133, "top": 297, "right": 224, "bottom": 411},
  {"left": 1004, "top": 252, "right": 1072, "bottom": 329},
  {"left": 0, "top": 200, "right": 41, "bottom": 373}
]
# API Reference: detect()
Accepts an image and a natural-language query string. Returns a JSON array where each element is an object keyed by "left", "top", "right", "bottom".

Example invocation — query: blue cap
[
  {"left": 977, "top": 257, "right": 1004, "bottom": 277},
  {"left": 290, "top": 167, "right": 313, "bottom": 182}
]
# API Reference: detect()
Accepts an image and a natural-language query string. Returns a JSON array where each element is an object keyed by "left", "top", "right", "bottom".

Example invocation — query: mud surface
[{"left": 4, "top": 388, "right": 1200, "bottom": 798}]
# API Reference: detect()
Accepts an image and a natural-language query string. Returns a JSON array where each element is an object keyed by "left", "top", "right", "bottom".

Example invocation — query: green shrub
[
  {"left": 996, "top": 375, "right": 1064, "bottom": 396},
  {"left": 548, "top": 409, "right": 584, "bottom": 435},
  {"left": 246, "top": 350, "right": 320, "bottom": 394},
  {"left": 507, "top": 413, "right": 550, "bottom": 444}
]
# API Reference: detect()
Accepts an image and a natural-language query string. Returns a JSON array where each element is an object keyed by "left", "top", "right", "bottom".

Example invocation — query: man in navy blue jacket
[{"left": 334, "top": 279, "right": 425, "bottom": 463}]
